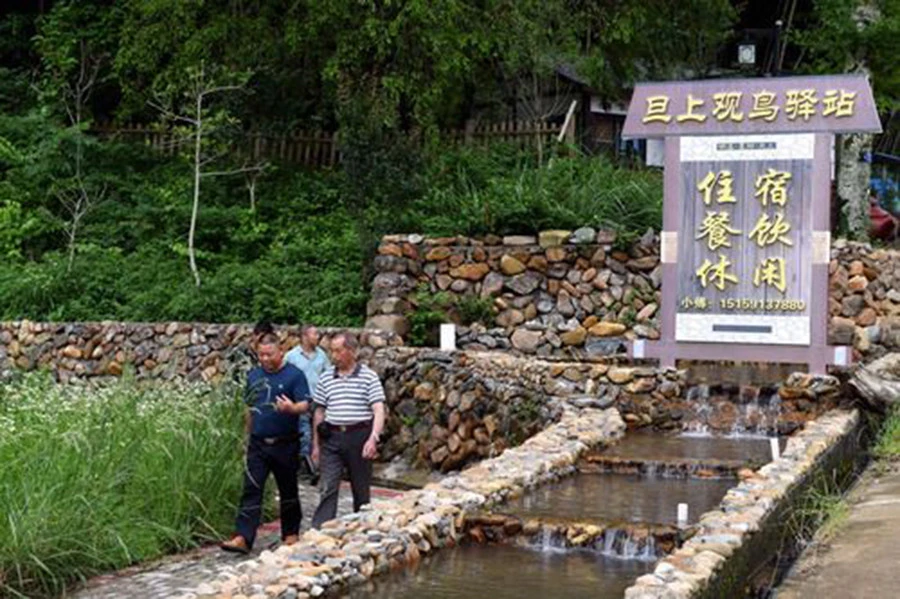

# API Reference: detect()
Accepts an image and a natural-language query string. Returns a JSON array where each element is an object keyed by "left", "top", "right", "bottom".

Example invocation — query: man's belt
[
  {"left": 252, "top": 433, "right": 299, "bottom": 446},
  {"left": 326, "top": 420, "right": 372, "bottom": 433}
]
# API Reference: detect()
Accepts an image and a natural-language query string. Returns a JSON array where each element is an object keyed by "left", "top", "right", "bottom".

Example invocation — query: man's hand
[
  {"left": 362, "top": 435, "right": 378, "bottom": 460},
  {"left": 275, "top": 394, "right": 297, "bottom": 414},
  {"left": 311, "top": 443, "right": 320, "bottom": 466}
]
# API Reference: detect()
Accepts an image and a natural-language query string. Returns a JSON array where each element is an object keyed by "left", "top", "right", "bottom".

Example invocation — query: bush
[
  {"left": 0, "top": 376, "right": 246, "bottom": 597},
  {"left": 407, "top": 286, "right": 496, "bottom": 347},
  {"left": 456, "top": 294, "right": 495, "bottom": 327},
  {"left": 0, "top": 128, "right": 661, "bottom": 326},
  {"left": 407, "top": 288, "right": 455, "bottom": 347},
  {"left": 401, "top": 146, "right": 663, "bottom": 238}
]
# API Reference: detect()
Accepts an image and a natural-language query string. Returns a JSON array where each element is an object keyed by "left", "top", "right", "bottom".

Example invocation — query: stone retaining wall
[
  {"left": 368, "top": 232, "right": 900, "bottom": 362},
  {"left": 188, "top": 405, "right": 626, "bottom": 599},
  {"left": 366, "top": 229, "right": 661, "bottom": 357},
  {"left": 829, "top": 240, "right": 900, "bottom": 362},
  {"left": 0, "top": 321, "right": 401, "bottom": 383}
]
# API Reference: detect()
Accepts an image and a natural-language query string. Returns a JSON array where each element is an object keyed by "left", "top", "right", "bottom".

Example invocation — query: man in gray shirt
[{"left": 310, "top": 333, "right": 385, "bottom": 528}]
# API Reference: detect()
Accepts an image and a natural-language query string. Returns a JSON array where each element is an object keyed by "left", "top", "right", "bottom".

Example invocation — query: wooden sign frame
[{"left": 622, "top": 75, "right": 882, "bottom": 373}]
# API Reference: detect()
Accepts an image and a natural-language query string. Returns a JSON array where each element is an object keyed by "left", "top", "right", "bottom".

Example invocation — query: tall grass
[
  {"left": 874, "top": 407, "right": 900, "bottom": 460},
  {"left": 0, "top": 375, "right": 246, "bottom": 598},
  {"left": 404, "top": 150, "right": 663, "bottom": 241}
]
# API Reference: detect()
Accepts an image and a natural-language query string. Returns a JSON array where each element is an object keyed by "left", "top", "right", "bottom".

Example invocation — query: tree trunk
[
  {"left": 189, "top": 94, "right": 203, "bottom": 288},
  {"left": 838, "top": 132, "right": 873, "bottom": 241},
  {"left": 66, "top": 217, "right": 78, "bottom": 273},
  {"left": 838, "top": 0, "right": 879, "bottom": 242},
  {"left": 247, "top": 177, "right": 257, "bottom": 212}
]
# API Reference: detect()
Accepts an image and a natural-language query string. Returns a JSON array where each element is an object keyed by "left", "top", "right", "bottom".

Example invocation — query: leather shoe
[
  {"left": 283, "top": 534, "right": 300, "bottom": 546},
  {"left": 220, "top": 535, "right": 250, "bottom": 554}
]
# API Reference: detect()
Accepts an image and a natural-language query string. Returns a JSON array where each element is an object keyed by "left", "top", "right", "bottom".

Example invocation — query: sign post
[{"left": 623, "top": 75, "right": 882, "bottom": 373}]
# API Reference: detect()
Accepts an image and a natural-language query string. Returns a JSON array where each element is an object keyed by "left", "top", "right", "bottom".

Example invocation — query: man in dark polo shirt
[
  {"left": 310, "top": 333, "right": 385, "bottom": 528},
  {"left": 221, "top": 333, "right": 310, "bottom": 554}
]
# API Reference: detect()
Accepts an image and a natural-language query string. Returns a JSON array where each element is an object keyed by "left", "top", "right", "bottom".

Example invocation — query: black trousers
[
  {"left": 311, "top": 426, "right": 372, "bottom": 528},
  {"left": 235, "top": 437, "right": 301, "bottom": 547}
]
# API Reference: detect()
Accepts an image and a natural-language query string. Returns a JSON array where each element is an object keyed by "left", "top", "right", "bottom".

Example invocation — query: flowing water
[
  {"left": 504, "top": 472, "right": 734, "bottom": 525},
  {"left": 342, "top": 543, "right": 653, "bottom": 599},
  {"left": 598, "top": 430, "right": 783, "bottom": 464},
  {"left": 348, "top": 430, "right": 779, "bottom": 597}
]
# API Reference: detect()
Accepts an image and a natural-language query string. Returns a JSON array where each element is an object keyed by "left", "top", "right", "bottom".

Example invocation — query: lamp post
[{"left": 771, "top": 19, "right": 783, "bottom": 76}]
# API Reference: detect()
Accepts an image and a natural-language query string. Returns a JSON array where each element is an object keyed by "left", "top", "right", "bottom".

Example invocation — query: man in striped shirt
[{"left": 310, "top": 333, "right": 386, "bottom": 528}]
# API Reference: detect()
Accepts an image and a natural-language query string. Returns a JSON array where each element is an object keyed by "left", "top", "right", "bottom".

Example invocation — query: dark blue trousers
[{"left": 235, "top": 437, "right": 301, "bottom": 547}]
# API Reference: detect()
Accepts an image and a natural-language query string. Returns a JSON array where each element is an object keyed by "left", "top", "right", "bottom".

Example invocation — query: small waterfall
[
  {"left": 601, "top": 529, "right": 617, "bottom": 554},
  {"left": 762, "top": 388, "right": 782, "bottom": 434},
  {"left": 683, "top": 385, "right": 711, "bottom": 435},
  {"left": 539, "top": 527, "right": 553, "bottom": 551},
  {"left": 730, "top": 386, "right": 783, "bottom": 437},
  {"left": 597, "top": 528, "right": 659, "bottom": 562}
]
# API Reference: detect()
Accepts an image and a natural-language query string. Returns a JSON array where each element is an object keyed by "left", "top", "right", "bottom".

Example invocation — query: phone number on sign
[{"left": 718, "top": 298, "right": 807, "bottom": 312}]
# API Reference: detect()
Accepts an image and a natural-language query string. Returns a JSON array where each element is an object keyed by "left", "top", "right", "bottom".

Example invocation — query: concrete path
[
  {"left": 776, "top": 464, "right": 900, "bottom": 599},
  {"left": 70, "top": 482, "right": 402, "bottom": 599}
]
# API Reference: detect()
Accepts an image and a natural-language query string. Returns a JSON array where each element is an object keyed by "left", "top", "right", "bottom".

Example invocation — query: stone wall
[
  {"left": 0, "top": 321, "right": 401, "bottom": 383},
  {"left": 368, "top": 231, "right": 900, "bottom": 363},
  {"left": 371, "top": 349, "right": 841, "bottom": 474},
  {"left": 372, "top": 348, "right": 564, "bottom": 472},
  {"left": 367, "top": 229, "right": 661, "bottom": 357},
  {"left": 829, "top": 240, "right": 900, "bottom": 362}
]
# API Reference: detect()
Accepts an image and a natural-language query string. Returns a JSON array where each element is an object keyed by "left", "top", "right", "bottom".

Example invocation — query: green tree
[
  {"left": 791, "top": 0, "right": 900, "bottom": 240},
  {"left": 33, "top": 1, "right": 122, "bottom": 270},
  {"left": 115, "top": 0, "right": 303, "bottom": 125},
  {"left": 149, "top": 61, "right": 254, "bottom": 287}
]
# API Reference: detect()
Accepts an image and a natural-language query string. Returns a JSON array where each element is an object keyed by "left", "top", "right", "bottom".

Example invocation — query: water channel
[
  {"left": 343, "top": 543, "right": 653, "bottom": 599},
  {"left": 349, "top": 431, "right": 781, "bottom": 598}
]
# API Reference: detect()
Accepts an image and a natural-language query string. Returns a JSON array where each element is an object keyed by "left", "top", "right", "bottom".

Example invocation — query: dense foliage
[
  {"left": 0, "top": 118, "right": 662, "bottom": 323},
  {"left": 0, "top": 1, "right": 895, "bottom": 324}
]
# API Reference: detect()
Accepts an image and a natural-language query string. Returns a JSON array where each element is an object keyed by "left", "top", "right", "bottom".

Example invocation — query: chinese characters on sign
[
  {"left": 690, "top": 165, "right": 795, "bottom": 295},
  {"left": 675, "top": 134, "right": 814, "bottom": 345},
  {"left": 621, "top": 74, "right": 882, "bottom": 367},
  {"left": 643, "top": 89, "right": 857, "bottom": 125}
]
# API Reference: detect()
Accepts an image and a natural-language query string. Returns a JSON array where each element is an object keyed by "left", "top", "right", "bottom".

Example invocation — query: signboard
[
  {"left": 622, "top": 74, "right": 882, "bottom": 373},
  {"left": 622, "top": 74, "right": 879, "bottom": 138},
  {"left": 677, "top": 134, "right": 813, "bottom": 345}
]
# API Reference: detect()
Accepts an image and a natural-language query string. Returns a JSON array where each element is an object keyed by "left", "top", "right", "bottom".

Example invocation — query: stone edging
[
  {"left": 624, "top": 409, "right": 860, "bottom": 599},
  {"left": 187, "top": 405, "right": 625, "bottom": 598}
]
